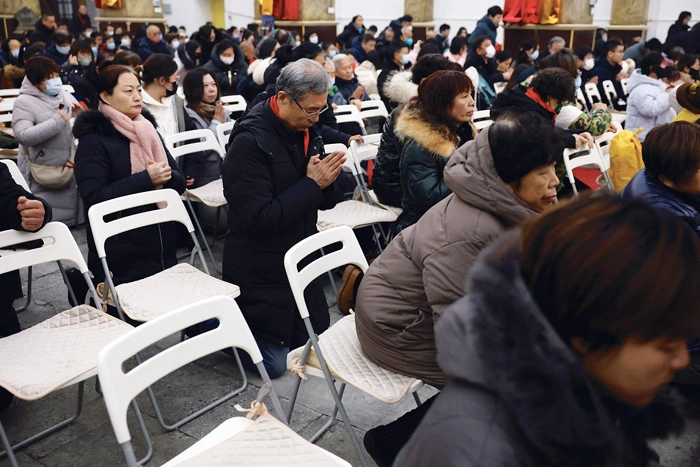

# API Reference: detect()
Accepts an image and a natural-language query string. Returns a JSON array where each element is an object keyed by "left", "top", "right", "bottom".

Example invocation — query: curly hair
[{"left": 531, "top": 68, "right": 575, "bottom": 102}]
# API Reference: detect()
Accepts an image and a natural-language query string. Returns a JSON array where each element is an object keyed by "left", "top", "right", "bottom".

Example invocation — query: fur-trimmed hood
[
  {"left": 73, "top": 108, "right": 158, "bottom": 139},
  {"left": 436, "top": 230, "right": 686, "bottom": 465},
  {"left": 395, "top": 103, "right": 461, "bottom": 158},
  {"left": 383, "top": 70, "right": 417, "bottom": 105}
]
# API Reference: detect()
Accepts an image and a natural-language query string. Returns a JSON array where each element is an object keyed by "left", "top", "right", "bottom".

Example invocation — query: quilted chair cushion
[
  {"left": 115, "top": 263, "right": 240, "bottom": 322},
  {"left": 287, "top": 314, "right": 417, "bottom": 404},
  {"left": 175, "top": 415, "right": 350, "bottom": 466},
  {"left": 0, "top": 306, "right": 133, "bottom": 400},
  {"left": 317, "top": 200, "right": 398, "bottom": 231},
  {"left": 186, "top": 179, "right": 227, "bottom": 207}
]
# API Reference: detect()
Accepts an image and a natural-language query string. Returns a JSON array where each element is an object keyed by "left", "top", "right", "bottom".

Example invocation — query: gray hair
[
  {"left": 332, "top": 53, "right": 350, "bottom": 71},
  {"left": 276, "top": 58, "right": 329, "bottom": 100},
  {"left": 549, "top": 36, "right": 566, "bottom": 47}
]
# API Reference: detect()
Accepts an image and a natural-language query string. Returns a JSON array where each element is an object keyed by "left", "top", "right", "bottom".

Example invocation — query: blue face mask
[
  {"left": 91, "top": 47, "right": 98, "bottom": 56},
  {"left": 43, "top": 77, "right": 63, "bottom": 96},
  {"left": 401, "top": 54, "right": 411, "bottom": 65},
  {"left": 356, "top": 25, "right": 363, "bottom": 32},
  {"left": 405, "top": 37, "right": 413, "bottom": 47},
  {"left": 57, "top": 45, "right": 71, "bottom": 55},
  {"left": 107, "top": 42, "right": 116, "bottom": 50},
  {"left": 575, "top": 74, "right": 582, "bottom": 89},
  {"left": 11, "top": 49, "right": 19, "bottom": 58}
]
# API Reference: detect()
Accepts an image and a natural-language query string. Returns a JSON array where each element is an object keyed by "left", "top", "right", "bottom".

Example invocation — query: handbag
[{"left": 27, "top": 150, "right": 75, "bottom": 189}]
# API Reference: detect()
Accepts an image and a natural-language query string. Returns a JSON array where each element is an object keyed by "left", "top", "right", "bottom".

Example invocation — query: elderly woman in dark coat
[
  {"left": 222, "top": 59, "right": 344, "bottom": 378},
  {"left": 397, "top": 195, "right": 700, "bottom": 466}
]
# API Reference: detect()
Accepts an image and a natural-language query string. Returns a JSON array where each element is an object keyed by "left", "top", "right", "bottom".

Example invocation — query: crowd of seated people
[{"left": 1, "top": 5, "right": 700, "bottom": 466}]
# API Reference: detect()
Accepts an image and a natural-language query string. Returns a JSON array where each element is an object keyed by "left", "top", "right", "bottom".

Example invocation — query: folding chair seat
[
  {"left": 284, "top": 226, "right": 424, "bottom": 467},
  {"left": 88, "top": 188, "right": 246, "bottom": 431},
  {"left": 98, "top": 295, "right": 350, "bottom": 467},
  {"left": 165, "top": 128, "right": 226, "bottom": 270},
  {"left": 0, "top": 222, "right": 138, "bottom": 467}
]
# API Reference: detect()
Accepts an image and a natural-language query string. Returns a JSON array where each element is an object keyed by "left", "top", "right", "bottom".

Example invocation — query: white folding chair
[
  {"left": 601, "top": 80, "right": 618, "bottom": 107},
  {"left": 284, "top": 226, "right": 424, "bottom": 467},
  {"left": 472, "top": 109, "right": 493, "bottom": 131},
  {"left": 0, "top": 222, "right": 137, "bottom": 467},
  {"left": 465, "top": 66, "right": 479, "bottom": 104},
  {"left": 0, "top": 103, "right": 13, "bottom": 124},
  {"left": 563, "top": 144, "right": 613, "bottom": 196},
  {"left": 575, "top": 87, "right": 589, "bottom": 112},
  {"left": 220, "top": 94, "right": 247, "bottom": 114},
  {"left": 88, "top": 188, "right": 247, "bottom": 432},
  {"left": 165, "top": 128, "right": 226, "bottom": 270},
  {"left": 216, "top": 120, "right": 235, "bottom": 152},
  {"left": 359, "top": 99, "right": 388, "bottom": 119},
  {"left": 594, "top": 131, "right": 615, "bottom": 169},
  {"left": 334, "top": 104, "right": 366, "bottom": 133},
  {"left": 0, "top": 159, "right": 34, "bottom": 312},
  {"left": 0, "top": 89, "right": 20, "bottom": 98},
  {"left": 584, "top": 82, "right": 603, "bottom": 105},
  {"left": 494, "top": 82, "right": 507, "bottom": 94},
  {"left": 620, "top": 77, "right": 630, "bottom": 96},
  {"left": 98, "top": 295, "right": 350, "bottom": 467}
]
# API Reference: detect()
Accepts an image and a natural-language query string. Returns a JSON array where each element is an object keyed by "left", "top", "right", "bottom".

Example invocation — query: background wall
[{"left": 172, "top": 0, "right": 699, "bottom": 44}]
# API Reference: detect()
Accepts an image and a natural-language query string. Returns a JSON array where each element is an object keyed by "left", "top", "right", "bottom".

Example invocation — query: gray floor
[{"left": 1, "top": 225, "right": 700, "bottom": 467}]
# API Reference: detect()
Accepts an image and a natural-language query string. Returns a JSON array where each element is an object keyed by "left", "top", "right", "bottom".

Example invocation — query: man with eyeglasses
[{"left": 222, "top": 58, "right": 346, "bottom": 379}]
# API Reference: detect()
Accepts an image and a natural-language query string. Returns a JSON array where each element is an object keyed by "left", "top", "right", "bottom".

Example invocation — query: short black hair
[
  {"left": 488, "top": 6, "right": 503, "bottom": 16},
  {"left": 439, "top": 24, "right": 450, "bottom": 32},
  {"left": 142, "top": 53, "right": 178, "bottom": 83},
  {"left": 605, "top": 39, "right": 623, "bottom": 55},
  {"left": 25, "top": 56, "right": 61, "bottom": 85},
  {"left": 639, "top": 52, "right": 663, "bottom": 76},
  {"left": 573, "top": 45, "right": 593, "bottom": 60},
  {"left": 52, "top": 32, "right": 72, "bottom": 46},
  {"left": 489, "top": 112, "right": 564, "bottom": 184},
  {"left": 495, "top": 50, "right": 511, "bottom": 62},
  {"left": 644, "top": 38, "right": 662, "bottom": 51},
  {"left": 677, "top": 54, "right": 698, "bottom": 72},
  {"left": 361, "top": 33, "right": 376, "bottom": 44},
  {"left": 411, "top": 54, "right": 460, "bottom": 83},
  {"left": 471, "top": 35, "right": 491, "bottom": 51},
  {"left": 530, "top": 67, "right": 575, "bottom": 102},
  {"left": 217, "top": 39, "right": 236, "bottom": 54},
  {"left": 400, "top": 15, "right": 413, "bottom": 23},
  {"left": 449, "top": 36, "right": 467, "bottom": 55},
  {"left": 368, "top": 25, "right": 378, "bottom": 33}
]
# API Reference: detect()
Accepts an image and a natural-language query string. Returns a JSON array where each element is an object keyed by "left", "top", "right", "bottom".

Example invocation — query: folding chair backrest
[
  {"left": 602, "top": 80, "right": 617, "bottom": 105},
  {"left": 0, "top": 103, "right": 13, "bottom": 123},
  {"left": 359, "top": 100, "right": 388, "bottom": 120},
  {"left": 220, "top": 95, "right": 247, "bottom": 113},
  {"left": 284, "top": 226, "right": 369, "bottom": 320},
  {"left": 563, "top": 145, "right": 612, "bottom": 194},
  {"left": 0, "top": 159, "right": 29, "bottom": 191},
  {"left": 334, "top": 105, "right": 365, "bottom": 129},
  {"left": 323, "top": 143, "right": 355, "bottom": 174},
  {"left": 595, "top": 131, "right": 615, "bottom": 157},
  {"left": 0, "top": 222, "right": 87, "bottom": 275},
  {"left": 164, "top": 129, "right": 224, "bottom": 160},
  {"left": 465, "top": 66, "right": 479, "bottom": 103},
  {"left": 472, "top": 110, "right": 493, "bottom": 131},
  {"left": 98, "top": 295, "right": 278, "bottom": 446},
  {"left": 0, "top": 88, "right": 20, "bottom": 98},
  {"left": 575, "top": 87, "right": 588, "bottom": 112},
  {"left": 216, "top": 121, "right": 235, "bottom": 151},
  {"left": 584, "top": 83, "right": 602, "bottom": 104},
  {"left": 620, "top": 77, "right": 630, "bottom": 96},
  {"left": 88, "top": 189, "right": 195, "bottom": 259}
]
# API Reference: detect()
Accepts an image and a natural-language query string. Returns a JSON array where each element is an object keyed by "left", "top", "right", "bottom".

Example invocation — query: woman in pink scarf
[{"left": 73, "top": 64, "right": 186, "bottom": 287}]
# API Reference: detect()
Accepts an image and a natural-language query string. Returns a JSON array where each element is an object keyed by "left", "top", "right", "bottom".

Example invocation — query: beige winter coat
[{"left": 355, "top": 128, "right": 539, "bottom": 386}]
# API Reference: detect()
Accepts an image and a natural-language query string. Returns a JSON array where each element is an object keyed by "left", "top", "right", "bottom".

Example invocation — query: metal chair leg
[
  {"left": 15, "top": 266, "right": 32, "bottom": 312},
  {"left": 184, "top": 195, "right": 220, "bottom": 274},
  {"left": 0, "top": 420, "right": 18, "bottom": 467},
  {"left": 309, "top": 382, "right": 345, "bottom": 443},
  {"left": 0, "top": 381, "right": 85, "bottom": 460},
  {"left": 413, "top": 391, "right": 422, "bottom": 407},
  {"left": 302, "top": 319, "right": 369, "bottom": 467},
  {"left": 286, "top": 340, "right": 313, "bottom": 424},
  {"left": 130, "top": 400, "right": 153, "bottom": 465}
]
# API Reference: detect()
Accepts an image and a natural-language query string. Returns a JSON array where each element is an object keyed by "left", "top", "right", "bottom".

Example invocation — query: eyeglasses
[{"left": 293, "top": 98, "right": 329, "bottom": 118}]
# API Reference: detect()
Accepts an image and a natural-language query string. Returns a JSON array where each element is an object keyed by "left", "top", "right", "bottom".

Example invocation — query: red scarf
[
  {"left": 270, "top": 95, "right": 310, "bottom": 156},
  {"left": 525, "top": 87, "right": 556, "bottom": 121}
]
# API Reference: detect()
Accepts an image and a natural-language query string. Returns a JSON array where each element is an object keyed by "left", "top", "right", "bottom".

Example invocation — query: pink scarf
[{"left": 99, "top": 101, "right": 168, "bottom": 184}]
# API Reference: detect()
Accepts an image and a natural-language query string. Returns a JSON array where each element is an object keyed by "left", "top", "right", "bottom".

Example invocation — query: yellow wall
[{"left": 211, "top": 0, "right": 225, "bottom": 28}]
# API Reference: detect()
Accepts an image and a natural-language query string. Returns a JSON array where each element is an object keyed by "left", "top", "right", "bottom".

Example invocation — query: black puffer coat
[
  {"left": 372, "top": 105, "right": 404, "bottom": 207},
  {"left": 397, "top": 231, "right": 686, "bottom": 467},
  {"left": 73, "top": 109, "right": 186, "bottom": 285},
  {"left": 203, "top": 41, "right": 248, "bottom": 96},
  {"left": 222, "top": 99, "right": 341, "bottom": 347}
]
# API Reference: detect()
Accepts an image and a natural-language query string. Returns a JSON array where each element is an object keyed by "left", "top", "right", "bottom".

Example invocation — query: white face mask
[
  {"left": 485, "top": 44, "right": 496, "bottom": 59},
  {"left": 329, "top": 49, "right": 337, "bottom": 58},
  {"left": 584, "top": 57, "right": 595, "bottom": 70},
  {"left": 310, "top": 36, "right": 319, "bottom": 44},
  {"left": 530, "top": 50, "right": 539, "bottom": 61},
  {"left": 172, "top": 40, "right": 180, "bottom": 50},
  {"left": 121, "top": 39, "right": 131, "bottom": 47},
  {"left": 220, "top": 56, "right": 234, "bottom": 65}
]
